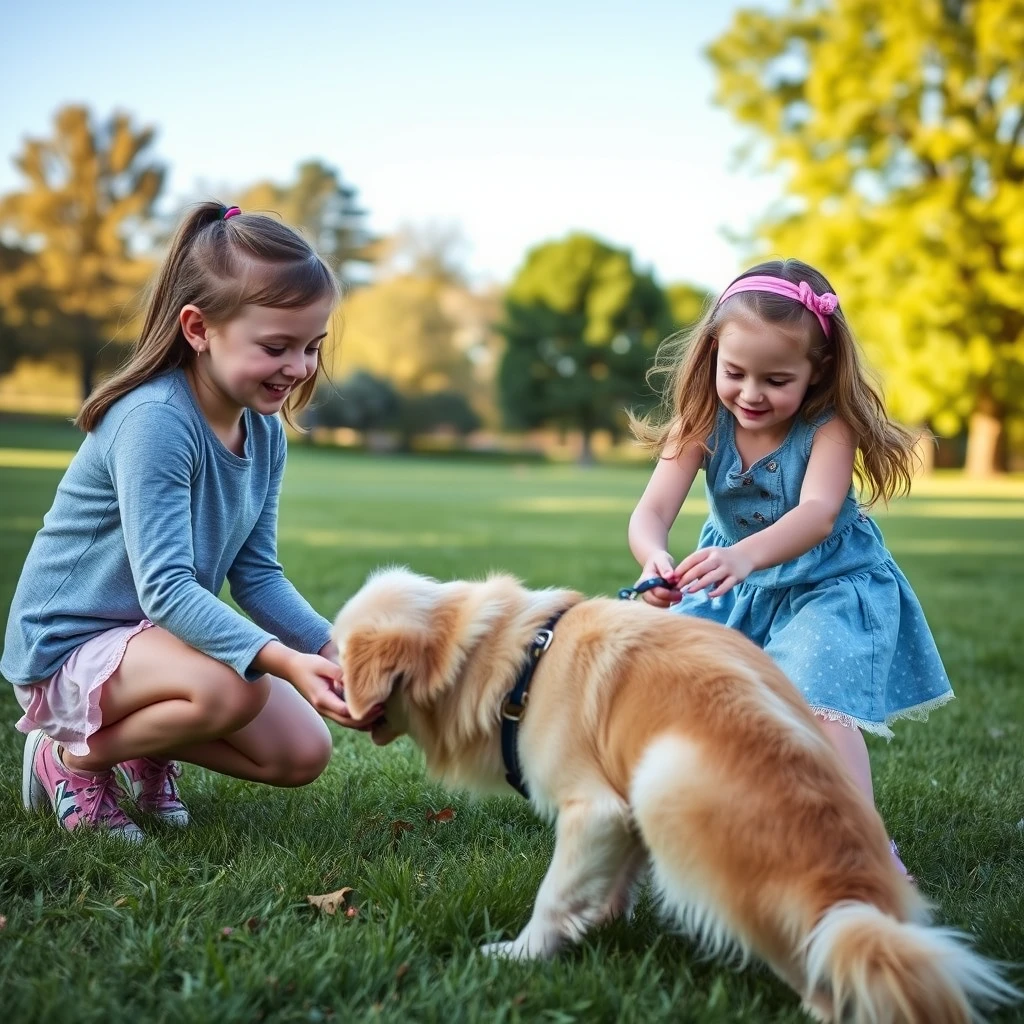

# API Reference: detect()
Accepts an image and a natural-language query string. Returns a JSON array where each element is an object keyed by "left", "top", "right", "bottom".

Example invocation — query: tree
[
  {"left": 303, "top": 371, "right": 401, "bottom": 431},
  {"left": 665, "top": 282, "right": 713, "bottom": 333},
  {"left": 333, "top": 273, "right": 476, "bottom": 395},
  {"left": 709, "top": 0, "right": 1024, "bottom": 474},
  {"left": 498, "top": 233, "right": 671, "bottom": 461},
  {"left": 237, "top": 160, "right": 374, "bottom": 281},
  {"left": 0, "top": 105, "right": 166, "bottom": 398},
  {"left": 395, "top": 390, "right": 482, "bottom": 449}
]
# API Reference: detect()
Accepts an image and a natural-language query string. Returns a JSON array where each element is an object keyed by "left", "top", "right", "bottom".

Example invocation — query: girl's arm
[
  {"left": 628, "top": 440, "right": 704, "bottom": 605},
  {"left": 674, "top": 417, "right": 856, "bottom": 597},
  {"left": 108, "top": 406, "right": 364, "bottom": 726},
  {"left": 108, "top": 403, "right": 280, "bottom": 680},
  {"left": 227, "top": 424, "right": 332, "bottom": 657}
]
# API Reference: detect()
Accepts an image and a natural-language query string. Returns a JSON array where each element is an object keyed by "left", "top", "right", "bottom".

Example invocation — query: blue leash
[{"left": 617, "top": 575, "right": 673, "bottom": 600}]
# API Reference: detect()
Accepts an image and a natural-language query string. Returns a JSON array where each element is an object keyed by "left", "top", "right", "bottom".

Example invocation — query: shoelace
[
  {"left": 137, "top": 759, "right": 183, "bottom": 802},
  {"left": 78, "top": 771, "right": 129, "bottom": 825}
]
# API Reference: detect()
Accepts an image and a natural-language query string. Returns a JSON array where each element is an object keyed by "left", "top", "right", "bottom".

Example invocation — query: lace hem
[{"left": 809, "top": 691, "right": 956, "bottom": 741}]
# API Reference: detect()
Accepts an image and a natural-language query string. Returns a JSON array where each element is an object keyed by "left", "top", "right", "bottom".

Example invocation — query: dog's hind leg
[
  {"left": 630, "top": 735, "right": 752, "bottom": 965},
  {"left": 595, "top": 844, "right": 648, "bottom": 926},
  {"left": 481, "top": 793, "right": 639, "bottom": 961}
]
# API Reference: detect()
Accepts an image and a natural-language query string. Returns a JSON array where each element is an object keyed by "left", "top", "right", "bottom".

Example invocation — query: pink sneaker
[
  {"left": 115, "top": 757, "right": 190, "bottom": 826},
  {"left": 890, "top": 839, "right": 916, "bottom": 884},
  {"left": 21, "top": 730, "right": 144, "bottom": 842}
]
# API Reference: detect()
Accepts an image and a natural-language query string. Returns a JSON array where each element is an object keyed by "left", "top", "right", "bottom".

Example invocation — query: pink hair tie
[
  {"left": 222, "top": 206, "right": 241, "bottom": 220},
  {"left": 717, "top": 274, "right": 839, "bottom": 337}
]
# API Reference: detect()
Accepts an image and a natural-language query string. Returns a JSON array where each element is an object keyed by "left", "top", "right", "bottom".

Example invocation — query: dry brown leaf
[
  {"left": 306, "top": 887, "right": 353, "bottom": 916},
  {"left": 391, "top": 820, "right": 414, "bottom": 838},
  {"left": 426, "top": 807, "right": 456, "bottom": 823},
  {"left": 245, "top": 916, "right": 263, "bottom": 932}
]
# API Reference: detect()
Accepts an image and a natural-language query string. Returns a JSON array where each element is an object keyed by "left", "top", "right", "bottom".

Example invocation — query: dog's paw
[{"left": 479, "top": 940, "right": 524, "bottom": 959}]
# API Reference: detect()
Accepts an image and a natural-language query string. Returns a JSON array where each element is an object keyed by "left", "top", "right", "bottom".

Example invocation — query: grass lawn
[{"left": 0, "top": 418, "right": 1022, "bottom": 1023}]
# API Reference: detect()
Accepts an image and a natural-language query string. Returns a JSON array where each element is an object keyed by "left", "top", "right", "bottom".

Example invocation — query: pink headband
[{"left": 717, "top": 275, "right": 839, "bottom": 338}]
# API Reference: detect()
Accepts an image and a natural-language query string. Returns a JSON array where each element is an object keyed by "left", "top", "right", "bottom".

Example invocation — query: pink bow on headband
[{"left": 717, "top": 275, "right": 839, "bottom": 337}]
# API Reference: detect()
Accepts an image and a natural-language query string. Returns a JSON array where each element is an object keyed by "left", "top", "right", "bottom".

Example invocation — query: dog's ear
[{"left": 342, "top": 627, "right": 430, "bottom": 720}]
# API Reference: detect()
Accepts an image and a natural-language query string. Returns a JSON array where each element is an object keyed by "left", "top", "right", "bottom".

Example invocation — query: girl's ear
[
  {"left": 179, "top": 305, "right": 210, "bottom": 354},
  {"left": 809, "top": 351, "right": 831, "bottom": 387}
]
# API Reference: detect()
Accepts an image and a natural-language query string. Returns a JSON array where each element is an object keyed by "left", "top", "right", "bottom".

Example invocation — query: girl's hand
[
  {"left": 637, "top": 551, "right": 683, "bottom": 608},
  {"left": 287, "top": 652, "right": 381, "bottom": 731},
  {"left": 672, "top": 546, "right": 753, "bottom": 599}
]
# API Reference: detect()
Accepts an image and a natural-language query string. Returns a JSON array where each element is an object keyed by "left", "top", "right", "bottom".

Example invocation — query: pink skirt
[{"left": 14, "top": 620, "right": 153, "bottom": 756}]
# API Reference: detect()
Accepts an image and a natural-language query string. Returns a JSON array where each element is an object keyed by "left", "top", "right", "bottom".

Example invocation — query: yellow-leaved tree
[
  {"left": 709, "top": 0, "right": 1024, "bottom": 473},
  {"left": 0, "top": 105, "right": 165, "bottom": 399}
]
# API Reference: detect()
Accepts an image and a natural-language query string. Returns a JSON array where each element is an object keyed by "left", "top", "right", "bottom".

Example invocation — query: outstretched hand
[{"left": 290, "top": 650, "right": 382, "bottom": 731}]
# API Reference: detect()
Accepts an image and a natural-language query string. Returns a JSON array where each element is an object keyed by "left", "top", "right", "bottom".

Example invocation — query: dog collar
[{"left": 500, "top": 609, "right": 567, "bottom": 799}]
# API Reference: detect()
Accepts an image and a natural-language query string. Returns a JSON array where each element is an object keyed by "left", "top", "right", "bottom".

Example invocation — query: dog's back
[{"left": 518, "top": 598, "right": 1015, "bottom": 1022}]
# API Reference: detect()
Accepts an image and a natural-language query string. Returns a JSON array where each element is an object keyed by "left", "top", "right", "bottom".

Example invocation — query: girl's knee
[
  {"left": 193, "top": 672, "right": 269, "bottom": 735},
  {"left": 267, "top": 716, "right": 333, "bottom": 787}
]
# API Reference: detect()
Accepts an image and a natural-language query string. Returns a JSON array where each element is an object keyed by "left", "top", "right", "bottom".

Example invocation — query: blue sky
[{"left": 1, "top": 0, "right": 781, "bottom": 289}]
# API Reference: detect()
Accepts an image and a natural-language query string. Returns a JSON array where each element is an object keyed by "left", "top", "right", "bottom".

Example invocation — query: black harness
[
  {"left": 500, "top": 610, "right": 566, "bottom": 799},
  {"left": 499, "top": 576, "right": 669, "bottom": 799}
]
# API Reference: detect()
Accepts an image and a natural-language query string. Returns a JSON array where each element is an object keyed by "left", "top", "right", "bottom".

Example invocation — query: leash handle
[{"left": 618, "top": 575, "right": 674, "bottom": 601}]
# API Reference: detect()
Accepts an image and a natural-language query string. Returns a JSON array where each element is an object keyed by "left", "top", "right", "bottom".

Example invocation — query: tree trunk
[
  {"left": 79, "top": 330, "right": 99, "bottom": 401},
  {"left": 914, "top": 429, "right": 935, "bottom": 476},
  {"left": 964, "top": 392, "right": 1006, "bottom": 477},
  {"left": 80, "top": 347, "right": 97, "bottom": 402},
  {"left": 578, "top": 428, "right": 595, "bottom": 466}
]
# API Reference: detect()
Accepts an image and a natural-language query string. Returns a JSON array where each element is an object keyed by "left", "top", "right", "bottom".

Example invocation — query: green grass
[{"left": 0, "top": 418, "right": 1022, "bottom": 1023}]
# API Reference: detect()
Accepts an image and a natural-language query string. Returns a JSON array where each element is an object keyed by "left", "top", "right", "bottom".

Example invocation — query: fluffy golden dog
[{"left": 333, "top": 568, "right": 1014, "bottom": 1023}]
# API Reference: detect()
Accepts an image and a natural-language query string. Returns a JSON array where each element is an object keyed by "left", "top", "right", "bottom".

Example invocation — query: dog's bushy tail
[{"left": 803, "top": 901, "right": 1018, "bottom": 1024}]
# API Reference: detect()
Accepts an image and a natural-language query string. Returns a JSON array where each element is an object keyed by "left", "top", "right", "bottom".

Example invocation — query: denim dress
[{"left": 673, "top": 405, "right": 953, "bottom": 738}]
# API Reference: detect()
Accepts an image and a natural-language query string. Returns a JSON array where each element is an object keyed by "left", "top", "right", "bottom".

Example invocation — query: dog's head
[{"left": 332, "top": 567, "right": 459, "bottom": 745}]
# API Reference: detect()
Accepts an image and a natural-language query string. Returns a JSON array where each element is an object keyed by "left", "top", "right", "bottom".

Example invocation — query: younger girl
[
  {"left": 628, "top": 259, "right": 953, "bottom": 873},
  {"left": 3, "top": 202, "right": 374, "bottom": 841}
]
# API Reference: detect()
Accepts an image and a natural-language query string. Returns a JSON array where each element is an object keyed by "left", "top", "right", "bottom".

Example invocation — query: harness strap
[{"left": 500, "top": 610, "right": 566, "bottom": 799}]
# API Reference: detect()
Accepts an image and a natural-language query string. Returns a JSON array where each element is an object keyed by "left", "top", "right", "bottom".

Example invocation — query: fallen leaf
[
  {"left": 391, "top": 820, "right": 414, "bottom": 838},
  {"left": 306, "top": 887, "right": 353, "bottom": 916},
  {"left": 426, "top": 807, "right": 456, "bottom": 823}
]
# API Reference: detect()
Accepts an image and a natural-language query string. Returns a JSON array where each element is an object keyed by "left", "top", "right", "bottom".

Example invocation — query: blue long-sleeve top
[{"left": 2, "top": 368, "right": 331, "bottom": 686}]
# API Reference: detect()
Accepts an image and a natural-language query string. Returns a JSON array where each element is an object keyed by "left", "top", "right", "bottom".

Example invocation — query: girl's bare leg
[{"left": 62, "top": 626, "right": 331, "bottom": 785}]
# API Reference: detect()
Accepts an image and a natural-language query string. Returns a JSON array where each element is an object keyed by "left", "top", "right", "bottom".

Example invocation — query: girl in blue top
[
  {"left": 3, "top": 202, "right": 376, "bottom": 841},
  {"left": 628, "top": 258, "right": 953, "bottom": 875}
]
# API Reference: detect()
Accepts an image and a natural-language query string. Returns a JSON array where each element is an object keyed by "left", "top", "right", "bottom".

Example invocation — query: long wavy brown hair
[
  {"left": 77, "top": 201, "right": 340, "bottom": 432},
  {"left": 630, "top": 258, "right": 920, "bottom": 505}
]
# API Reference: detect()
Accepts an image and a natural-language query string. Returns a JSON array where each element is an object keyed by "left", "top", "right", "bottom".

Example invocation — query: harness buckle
[
  {"left": 533, "top": 628, "right": 554, "bottom": 653},
  {"left": 502, "top": 695, "right": 528, "bottom": 721}
]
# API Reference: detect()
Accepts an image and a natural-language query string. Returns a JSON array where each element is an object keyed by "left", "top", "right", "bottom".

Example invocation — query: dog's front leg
[{"left": 481, "top": 796, "right": 638, "bottom": 961}]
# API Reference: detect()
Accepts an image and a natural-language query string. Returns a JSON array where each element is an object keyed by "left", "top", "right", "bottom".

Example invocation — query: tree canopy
[
  {"left": 498, "top": 233, "right": 671, "bottom": 459},
  {"left": 0, "top": 105, "right": 165, "bottom": 397},
  {"left": 709, "top": 0, "right": 1024, "bottom": 473}
]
